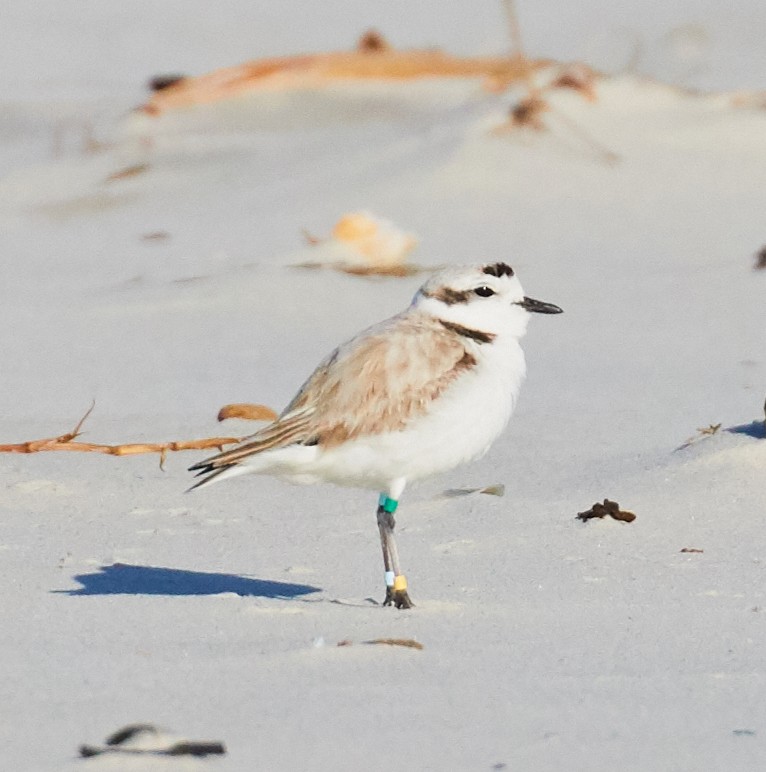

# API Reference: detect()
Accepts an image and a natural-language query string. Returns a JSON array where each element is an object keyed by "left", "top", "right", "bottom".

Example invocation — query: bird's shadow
[
  {"left": 55, "top": 563, "right": 321, "bottom": 598},
  {"left": 726, "top": 420, "right": 766, "bottom": 439}
]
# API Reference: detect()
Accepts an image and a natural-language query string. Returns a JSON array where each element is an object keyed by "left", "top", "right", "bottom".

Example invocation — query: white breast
[{"left": 302, "top": 335, "right": 526, "bottom": 489}]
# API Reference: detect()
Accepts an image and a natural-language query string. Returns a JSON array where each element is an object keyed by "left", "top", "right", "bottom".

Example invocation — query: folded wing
[{"left": 188, "top": 314, "right": 474, "bottom": 487}]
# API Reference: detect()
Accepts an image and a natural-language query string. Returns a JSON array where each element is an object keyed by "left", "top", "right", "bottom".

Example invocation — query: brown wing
[
  {"left": 189, "top": 313, "right": 474, "bottom": 476},
  {"left": 283, "top": 313, "right": 476, "bottom": 448}
]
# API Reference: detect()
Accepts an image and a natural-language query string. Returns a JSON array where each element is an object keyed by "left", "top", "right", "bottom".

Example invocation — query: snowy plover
[{"left": 189, "top": 262, "right": 562, "bottom": 608}]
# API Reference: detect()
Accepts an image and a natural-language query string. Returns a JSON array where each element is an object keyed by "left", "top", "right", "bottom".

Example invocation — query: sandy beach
[{"left": 0, "top": 3, "right": 765, "bottom": 770}]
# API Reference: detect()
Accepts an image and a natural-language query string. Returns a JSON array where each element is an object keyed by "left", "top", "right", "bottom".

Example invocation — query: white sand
[{"left": 0, "top": 4, "right": 765, "bottom": 771}]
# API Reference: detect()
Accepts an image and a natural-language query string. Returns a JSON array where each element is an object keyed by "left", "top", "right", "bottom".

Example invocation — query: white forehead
[{"left": 419, "top": 262, "right": 522, "bottom": 294}]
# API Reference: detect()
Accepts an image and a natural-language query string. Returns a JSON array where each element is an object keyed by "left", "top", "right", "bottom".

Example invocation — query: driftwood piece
[{"left": 142, "top": 31, "right": 539, "bottom": 115}]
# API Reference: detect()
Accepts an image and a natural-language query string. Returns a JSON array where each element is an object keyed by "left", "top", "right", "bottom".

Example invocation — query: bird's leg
[
  {"left": 376, "top": 494, "right": 413, "bottom": 609},
  {"left": 377, "top": 506, "right": 394, "bottom": 590}
]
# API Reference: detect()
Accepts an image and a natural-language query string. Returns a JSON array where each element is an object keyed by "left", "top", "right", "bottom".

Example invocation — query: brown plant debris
[
  {"left": 755, "top": 246, "right": 766, "bottom": 270},
  {"left": 141, "top": 231, "right": 170, "bottom": 241},
  {"left": 551, "top": 62, "right": 598, "bottom": 101},
  {"left": 496, "top": 88, "right": 618, "bottom": 164},
  {"left": 217, "top": 403, "right": 279, "bottom": 422},
  {"left": 509, "top": 95, "right": 549, "bottom": 130},
  {"left": 495, "top": 59, "right": 618, "bottom": 164},
  {"left": 294, "top": 261, "right": 425, "bottom": 278},
  {"left": 336, "top": 637, "right": 423, "bottom": 649},
  {"left": 141, "top": 31, "right": 540, "bottom": 115},
  {"left": 676, "top": 422, "right": 722, "bottom": 451},
  {"left": 680, "top": 548, "right": 704, "bottom": 553},
  {"left": 337, "top": 263, "right": 424, "bottom": 277},
  {"left": 577, "top": 499, "right": 636, "bottom": 523},
  {"left": 104, "top": 163, "right": 150, "bottom": 183},
  {"left": 357, "top": 29, "right": 391, "bottom": 53},
  {"left": 0, "top": 403, "right": 275, "bottom": 469},
  {"left": 148, "top": 74, "right": 187, "bottom": 92},
  {"left": 364, "top": 638, "right": 424, "bottom": 650},
  {"left": 477, "top": 484, "right": 505, "bottom": 496}
]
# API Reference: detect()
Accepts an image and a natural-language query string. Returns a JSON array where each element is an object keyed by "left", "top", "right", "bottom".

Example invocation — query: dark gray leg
[{"left": 376, "top": 495, "right": 413, "bottom": 609}]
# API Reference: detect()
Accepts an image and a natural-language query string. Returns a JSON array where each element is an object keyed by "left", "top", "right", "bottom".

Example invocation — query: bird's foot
[{"left": 383, "top": 575, "right": 413, "bottom": 609}]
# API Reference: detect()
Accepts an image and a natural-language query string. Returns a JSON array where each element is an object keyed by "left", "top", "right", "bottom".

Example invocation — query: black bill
[{"left": 517, "top": 296, "right": 563, "bottom": 314}]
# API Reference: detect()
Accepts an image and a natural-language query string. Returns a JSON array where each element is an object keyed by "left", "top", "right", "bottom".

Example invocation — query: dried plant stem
[
  {"left": 498, "top": 2, "right": 618, "bottom": 163},
  {"left": 501, "top": 0, "right": 538, "bottom": 94},
  {"left": 675, "top": 423, "right": 722, "bottom": 451},
  {"left": 0, "top": 437, "right": 241, "bottom": 456},
  {"left": 546, "top": 105, "right": 620, "bottom": 164},
  {"left": 0, "top": 403, "right": 278, "bottom": 469},
  {"left": 502, "top": 0, "right": 525, "bottom": 61}
]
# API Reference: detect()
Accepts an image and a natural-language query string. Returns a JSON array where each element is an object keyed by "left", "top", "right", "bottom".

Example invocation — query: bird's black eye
[{"left": 474, "top": 286, "right": 495, "bottom": 298}]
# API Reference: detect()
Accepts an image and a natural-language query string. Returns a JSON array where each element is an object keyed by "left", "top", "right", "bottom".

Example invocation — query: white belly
[{"left": 278, "top": 338, "right": 526, "bottom": 490}]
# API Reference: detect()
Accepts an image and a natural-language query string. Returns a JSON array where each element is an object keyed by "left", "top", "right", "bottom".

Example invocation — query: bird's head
[{"left": 414, "top": 262, "right": 562, "bottom": 339}]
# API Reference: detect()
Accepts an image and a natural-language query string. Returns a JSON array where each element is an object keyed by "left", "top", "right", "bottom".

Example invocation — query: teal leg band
[{"left": 378, "top": 494, "right": 398, "bottom": 514}]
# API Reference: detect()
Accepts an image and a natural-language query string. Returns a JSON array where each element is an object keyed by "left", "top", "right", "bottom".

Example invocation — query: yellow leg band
[{"left": 393, "top": 575, "right": 408, "bottom": 592}]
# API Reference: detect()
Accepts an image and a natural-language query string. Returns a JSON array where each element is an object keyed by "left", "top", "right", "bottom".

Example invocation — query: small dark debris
[
  {"left": 551, "top": 63, "right": 597, "bottom": 100},
  {"left": 680, "top": 547, "right": 704, "bottom": 554},
  {"left": 166, "top": 742, "right": 226, "bottom": 757},
  {"left": 105, "top": 163, "right": 150, "bottom": 183},
  {"left": 141, "top": 231, "right": 170, "bottom": 242},
  {"left": 148, "top": 74, "right": 187, "bottom": 92},
  {"left": 80, "top": 742, "right": 225, "bottom": 758},
  {"left": 509, "top": 96, "right": 548, "bottom": 130},
  {"left": 577, "top": 499, "right": 636, "bottom": 523},
  {"left": 79, "top": 746, "right": 104, "bottom": 758},
  {"left": 364, "top": 638, "right": 424, "bottom": 650},
  {"left": 733, "top": 729, "right": 756, "bottom": 737},
  {"left": 357, "top": 30, "right": 391, "bottom": 53},
  {"left": 80, "top": 741, "right": 225, "bottom": 758},
  {"left": 79, "top": 723, "right": 226, "bottom": 759},
  {"left": 754, "top": 246, "right": 766, "bottom": 270},
  {"left": 336, "top": 638, "right": 423, "bottom": 649},
  {"left": 105, "top": 724, "right": 153, "bottom": 747}
]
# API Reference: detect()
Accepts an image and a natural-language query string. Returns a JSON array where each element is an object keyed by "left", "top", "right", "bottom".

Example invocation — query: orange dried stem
[
  {"left": 217, "top": 403, "right": 278, "bottom": 422},
  {"left": 142, "top": 34, "right": 541, "bottom": 114},
  {"left": 0, "top": 402, "right": 278, "bottom": 464},
  {"left": 0, "top": 437, "right": 242, "bottom": 456}
]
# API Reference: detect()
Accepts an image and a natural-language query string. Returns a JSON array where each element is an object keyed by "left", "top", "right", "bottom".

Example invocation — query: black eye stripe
[{"left": 474, "top": 286, "right": 495, "bottom": 297}]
